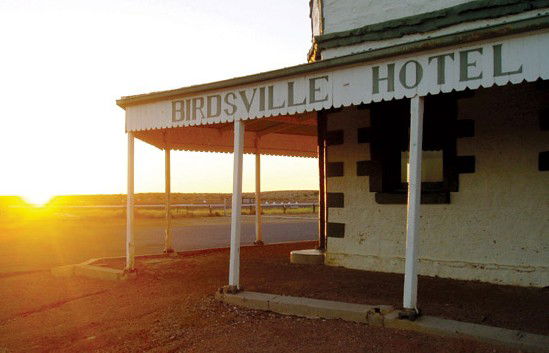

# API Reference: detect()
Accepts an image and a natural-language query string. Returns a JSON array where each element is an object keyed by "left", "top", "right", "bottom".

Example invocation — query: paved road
[
  {"left": 136, "top": 216, "right": 318, "bottom": 254},
  {"left": 0, "top": 216, "right": 318, "bottom": 273}
]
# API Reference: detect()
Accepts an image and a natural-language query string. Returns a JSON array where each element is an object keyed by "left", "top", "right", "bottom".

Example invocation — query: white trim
[
  {"left": 126, "top": 132, "right": 135, "bottom": 270},
  {"left": 229, "top": 120, "right": 245, "bottom": 288},
  {"left": 255, "top": 142, "right": 263, "bottom": 244},
  {"left": 403, "top": 96, "right": 424, "bottom": 310},
  {"left": 164, "top": 148, "right": 173, "bottom": 253}
]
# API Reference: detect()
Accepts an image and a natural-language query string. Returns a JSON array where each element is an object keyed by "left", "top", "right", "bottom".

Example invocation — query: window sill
[{"left": 375, "top": 192, "right": 450, "bottom": 204}]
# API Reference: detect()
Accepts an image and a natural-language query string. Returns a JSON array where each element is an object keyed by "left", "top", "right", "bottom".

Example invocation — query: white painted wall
[
  {"left": 314, "top": 0, "right": 549, "bottom": 61},
  {"left": 322, "top": 0, "right": 473, "bottom": 34},
  {"left": 325, "top": 82, "right": 549, "bottom": 287},
  {"left": 320, "top": 9, "right": 549, "bottom": 60}
]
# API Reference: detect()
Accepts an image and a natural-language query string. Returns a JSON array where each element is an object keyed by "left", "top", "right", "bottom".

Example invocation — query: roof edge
[
  {"left": 315, "top": 0, "right": 549, "bottom": 50},
  {"left": 116, "top": 15, "right": 549, "bottom": 109}
]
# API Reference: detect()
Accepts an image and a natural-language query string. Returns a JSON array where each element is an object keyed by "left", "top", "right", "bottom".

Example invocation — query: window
[
  {"left": 401, "top": 150, "right": 444, "bottom": 184},
  {"left": 368, "top": 94, "right": 459, "bottom": 204}
]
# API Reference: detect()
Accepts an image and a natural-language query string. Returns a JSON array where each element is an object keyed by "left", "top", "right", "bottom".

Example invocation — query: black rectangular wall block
[
  {"left": 327, "top": 192, "right": 344, "bottom": 208},
  {"left": 327, "top": 222, "right": 345, "bottom": 238},
  {"left": 456, "top": 119, "right": 475, "bottom": 138},
  {"left": 457, "top": 156, "right": 476, "bottom": 174},
  {"left": 375, "top": 192, "right": 450, "bottom": 204},
  {"left": 356, "top": 160, "right": 380, "bottom": 176},
  {"left": 535, "top": 79, "right": 549, "bottom": 91},
  {"left": 539, "top": 151, "right": 549, "bottom": 171},
  {"left": 357, "top": 127, "right": 373, "bottom": 143},
  {"left": 356, "top": 160, "right": 382, "bottom": 192},
  {"left": 326, "top": 162, "right": 344, "bottom": 177},
  {"left": 539, "top": 109, "right": 549, "bottom": 130},
  {"left": 326, "top": 130, "right": 344, "bottom": 145}
]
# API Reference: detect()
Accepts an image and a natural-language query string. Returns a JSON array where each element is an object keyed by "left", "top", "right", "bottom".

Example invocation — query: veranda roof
[{"left": 116, "top": 17, "right": 548, "bottom": 157}]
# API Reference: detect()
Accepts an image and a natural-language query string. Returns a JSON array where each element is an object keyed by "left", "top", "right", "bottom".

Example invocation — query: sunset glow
[
  {"left": 0, "top": 0, "right": 316, "bottom": 200},
  {"left": 21, "top": 193, "right": 53, "bottom": 207}
]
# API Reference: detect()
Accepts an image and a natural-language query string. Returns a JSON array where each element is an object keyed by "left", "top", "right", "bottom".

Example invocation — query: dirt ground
[{"left": 0, "top": 242, "right": 546, "bottom": 353}]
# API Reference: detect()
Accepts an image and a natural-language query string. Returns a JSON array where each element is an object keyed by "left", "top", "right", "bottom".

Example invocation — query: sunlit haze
[{"left": 0, "top": 0, "right": 318, "bottom": 203}]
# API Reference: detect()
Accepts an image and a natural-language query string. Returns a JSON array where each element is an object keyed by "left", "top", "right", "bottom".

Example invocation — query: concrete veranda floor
[{"left": 1, "top": 241, "right": 547, "bottom": 352}]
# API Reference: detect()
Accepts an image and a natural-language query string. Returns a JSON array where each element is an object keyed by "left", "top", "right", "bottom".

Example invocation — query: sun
[{"left": 22, "top": 193, "right": 53, "bottom": 207}]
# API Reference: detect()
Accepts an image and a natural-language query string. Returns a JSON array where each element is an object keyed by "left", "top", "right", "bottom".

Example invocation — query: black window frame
[{"left": 368, "top": 95, "right": 460, "bottom": 204}]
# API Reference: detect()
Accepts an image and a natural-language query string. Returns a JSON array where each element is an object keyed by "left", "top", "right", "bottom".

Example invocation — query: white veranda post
[
  {"left": 254, "top": 140, "right": 263, "bottom": 245},
  {"left": 164, "top": 148, "right": 173, "bottom": 253},
  {"left": 126, "top": 132, "right": 135, "bottom": 271},
  {"left": 403, "top": 96, "right": 424, "bottom": 310},
  {"left": 229, "top": 120, "right": 245, "bottom": 289}
]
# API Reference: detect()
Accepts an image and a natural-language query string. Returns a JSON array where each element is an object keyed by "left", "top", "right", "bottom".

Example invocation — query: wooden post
[
  {"left": 254, "top": 140, "right": 263, "bottom": 245},
  {"left": 403, "top": 96, "right": 424, "bottom": 311},
  {"left": 125, "top": 132, "right": 135, "bottom": 271},
  {"left": 228, "top": 120, "right": 244, "bottom": 290},
  {"left": 164, "top": 148, "right": 174, "bottom": 253},
  {"left": 317, "top": 112, "right": 327, "bottom": 251}
]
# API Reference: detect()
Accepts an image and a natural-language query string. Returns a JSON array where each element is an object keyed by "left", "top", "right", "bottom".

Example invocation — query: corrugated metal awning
[{"left": 134, "top": 112, "right": 318, "bottom": 157}]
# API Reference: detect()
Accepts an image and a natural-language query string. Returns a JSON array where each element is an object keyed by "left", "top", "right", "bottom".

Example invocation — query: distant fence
[{"left": 8, "top": 202, "right": 319, "bottom": 216}]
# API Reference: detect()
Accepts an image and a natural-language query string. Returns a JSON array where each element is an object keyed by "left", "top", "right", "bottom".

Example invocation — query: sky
[{"left": 0, "top": 0, "right": 319, "bottom": 204}]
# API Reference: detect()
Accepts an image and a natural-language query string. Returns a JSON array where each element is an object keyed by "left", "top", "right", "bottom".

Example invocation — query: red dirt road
[{"left": 0, "top": 242, "right": 545, "bottom": 352}]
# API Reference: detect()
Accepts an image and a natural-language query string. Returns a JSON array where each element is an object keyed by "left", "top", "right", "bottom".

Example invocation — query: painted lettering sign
[
  {"left": 125, "top": 32, "right": 548, "bottom": 131},
  {"left": 171, "top": 76, "right": 330, "bottom": 123}
]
